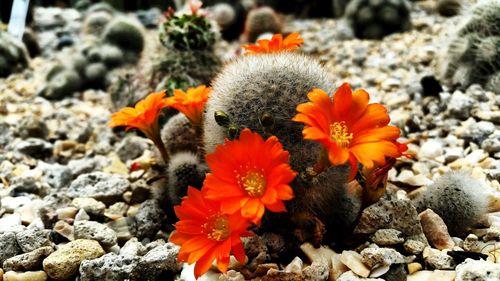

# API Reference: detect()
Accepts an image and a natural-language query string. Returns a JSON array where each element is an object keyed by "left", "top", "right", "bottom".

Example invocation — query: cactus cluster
[
  {"left": 439, "top": 0, "right": 500, "bottom": 94},
  {"left": 0, "top": 30, "right": 30, "bottom": 78},
  {"left": 41, "top": 16, "right": 145, "bottom": 100},
  {"left": 243, "top": 6, "right": 283, "bottom": 42},
  {"left": 410, "top": 171, "right": 488, "bottom": 236},
  {"left": 344, "top": 0, "right": 411, "bottom": 40},
  {"left": 154, "top": 10, "right": 221, "bottom": 93}
]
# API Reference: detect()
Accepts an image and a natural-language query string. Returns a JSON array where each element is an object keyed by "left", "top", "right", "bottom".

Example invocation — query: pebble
[
  {"left": 79, "top": 253, "right": 140, "bottom": 281},
  {"left": 418, "top": 139, "right": 444, "bottom": 160},
  {"left": 67, "top": 172, "right": 130, "bottom": 205},
  {"left": 448, "top": 91, "right": 473, "bottom": 120},
  {"left": 0, "top": 231, "right": 21, "bottom": 265},
  {"left": 403, "top": 240, "right": 426, "bottom": 255},
  {"left": 71, "top": 197, "right": 106, "bottom": 216},
  {"left": 425, "top": 253, "right": 455, "bottom": 270},
  {"left": 74, "top": 220, "right": 118, "bottom": 248},
  {"left": 371, "top": 229, "right": 405, "bottom": 246},
  {"left": 455, "top": 258, "right": 500, "bottom": 280},
  {"left": 43, "top": 239, "right": 105, "bottom": 280},
  {"left": 0, "top": 213, "right": 22, "bottom": 232},
  {"left": 419, "top": 209, "right": 455, "bottom": 250},
  {"left": 340, "top": 250, "right": 370, "bottom": 278},
  {"left": 2, "top": 246, "right": 54, "bottom": 272},
  {"left": 15, "top": 227, "right": 51, "bottom": 253},
  {"left": 119, "top": 237, "right": 147, "bottom": 257},
  {"left": 337, "top": 271, "right": 383, "bottom": 281},
  {"left": 407, "top": 270, "right": 456, "bottom": 281},
  {"left": 2, "top": 271, "right": 48, "bottom": 281},
  {"left": 360, "top": 247, "right": 406, "bottom": 268},
  {"left": 131, "top": 199, "right": 165, "bottom": 239}
]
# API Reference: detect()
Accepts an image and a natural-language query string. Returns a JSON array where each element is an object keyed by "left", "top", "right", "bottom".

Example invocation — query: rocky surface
[{"left": 0, "top": 1, "right": 499, "bottom": 281}]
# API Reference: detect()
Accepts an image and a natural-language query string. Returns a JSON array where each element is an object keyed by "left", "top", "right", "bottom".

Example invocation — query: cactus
[
  {"left": 439, "top": 1, "right": 500, "bottom": 94},
  {"left": 203, "top": 52, "right": 335, "bottom": 173},
  {"left": 0, "top": 30, "right": 29, "bottom": 78},
  {"left": 243, "top": 6, "right": 282, "bottom": 43},
  {"left": 41, "top": 70, "right": 83, "bottom": 100},
  {"left": 100, "top": 44, "right": 124, "bottom": 68},
  {"left": 410, "top": 171, "right": 489, "bottom": 236},
  {"left": 82, "top": 11, "right": 113, "bottom": 36},
  {"left": 84, "top": 63, "right": 107, "bottom": 89},
  {"left": 159, "top": 12, "right": 216, "bottom": 51},
  {"left": 210, "top": 2, "right": 247, "bottom": 41},
  {"left": 436, "top": 0, "right": 462, "bottom": 17},
  {"left": 101, "top": 17, "right": 145, "bottom": 60},
  {"left": 345, "top": 0, "right": 411, "bottom": 40},
  {"left": 166, "top": 152, "right": 208, "bottom": 206},
  {"left": 161, "top": 113, "right": 199, "bottom": 155}
]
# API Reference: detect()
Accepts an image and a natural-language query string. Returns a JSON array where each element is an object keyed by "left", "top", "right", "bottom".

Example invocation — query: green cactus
[
  {"left": 167, "top": 152, "right": 208, "bottom": 206},
  {"left": 0, "top": 30, "right": 29, "bottom": 78},
  {"left": 436, "top": 0, "right": 462, "bottom": 17},
  {"left": 82, "top": 11, "right": 113, "bottom": 36},
  {"left": 101, "top": 17, "right": 145, "bottom": 60},
  {"left": 410, "top": 171, "right": 488, "bottom": 236},
  {"left": 244, "top": 6, "right": 282, "bottom": 43},
  {"left": 84, "top": 63, "right": 107, "bottom": 89},
  {"left": 159, "top": 13, "right": 216, "bottom": 51},
  {"left": 161, "top": 113, "right": 199, "bottom": 155},
  {"left": 439, "top": 1, "right": 500, "bottom": 94},
  {"left": 203, "top": 52, "right": 335, "bottom": 173},
  {"left": 345, "top": 0, "right": 411, "bottom": 39},
  {"left": 41, "top": 70, "right": 83, "bottom": 100},
  {"left": 100, "top": 44, "right": 124, "bottom": 68}
]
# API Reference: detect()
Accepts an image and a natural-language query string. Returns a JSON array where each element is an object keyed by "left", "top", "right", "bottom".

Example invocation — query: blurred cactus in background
[
  {"left": 345, "top": 0, "right": 411, "bottom": 40},
  {"left": 243, "top": 6, "right": 282, "bottom": 42},
  {"left": 438, "top": 0, "right": 500, "bottom": 94}
]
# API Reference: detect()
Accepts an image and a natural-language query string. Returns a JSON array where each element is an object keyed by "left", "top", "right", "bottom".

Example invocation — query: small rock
[
  {"left": 284, "top": 257, "right": 303, "bottom": 273},
  {"left": 104, "top": 202, "right": 129, "bottom": 220},
  {"left": 404, "top": 240, "right": 426, "bottom": 255},
  {"left": 75, "top": 208, "right": 90, "bottom": 221},
  {"left": 16, "top": 227, "right": 51, "bottom": 253},
  {"left": 337, "top": 271, "right": 383, "bottom": 281},
  {"left": 303, "top": 261, "right": 329, "bottom": 281},
  {"left": 79, "top": 253, "right": 140, "bottom": 281},
  {"left": 67, "top": 172, "right": 130, "bottom": 205},
  {"left": 115, "top": 136, "right": 149, "bottom": 162},
  {"left": 218, "top": 270, "right": 245, "bottom": 281},
  {"left": 10, "top": 176, "right": 41, "bottom": 195},
  {"left": 41, "top": 163, "right": 72, "bottom": 189},
  {"left": 74, "top": 220, "right": 118, "bottom": 248},
  {"left": 1, "top": 196, "right": 32, "bottom": 212},
  {"left": 407, "top": 262, "right": 422, "bottom": 274},
  {"left": 15, "top": 138, "right": 53, "bottom": 158},
  {"left": 419, "top": 209, "right": 455, "bottom": 250},
  {"left": 371, "top": 229, "right": 404, "bottom": 246},
  {"left": 107, "top": 217, "right": 134, "bottom": 242},
  {"left": 130, "top": 243, "right": 182, "bottom": 280},
  {"left": 0, "top": 231, "right": 21, "bottom": 265},
  {"left": 418, "top": 139, "right": 443, "bottom": 160},
  {"left": 71, "top": 197, "right": 106, "bottom": 216},
  {"left": 43, "top": 239, "right": 105, "bottom": 280},
  {"left": 2, "top": 246, "right": 54, "bottom": 271},
  {"left": 120, "top": 237, "right": 147, "bottom": 257},
  {"left": 131, "top": 199, "right": 165, "bottom": 239},
  {"left": 482, "top": 134, "right": 500, "bottom": 154},
  {"left": 67, "top": 158, "right": 97, "bottom": 178},
  {"left": 2, "top": 270, "right": 48, "bottom": 281},
  {"left": 455, "top": 258, "right": 500, "bottom": 280},
  {"left": 0, "top": 213, "right": 22, "bottom": 232},
  {"left": 408, "top": 270, "right": 455, "bottom": 281},
  {"left": 56, "top": 206, "right": 78, "bottom": 220},
  {"left": 448, "top": 91, "right": 473, "bottom": 120},
  {"left": 360, "top": 247, "right": 406, "bottom": 268},
  {"left": 340, "top": 250, "right": 370, "bottom": 278},
  {"left": 425, "top": 253, "right": 455, "bottom": 270}
]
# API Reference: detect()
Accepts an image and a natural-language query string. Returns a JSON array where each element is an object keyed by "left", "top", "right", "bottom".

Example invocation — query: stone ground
[{"left": 0, "top": 1, "right": 499, "bottom": 281}]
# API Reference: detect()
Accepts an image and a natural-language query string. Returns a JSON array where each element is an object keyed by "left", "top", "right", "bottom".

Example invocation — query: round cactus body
[
  {"left": 244, "top": 6, "right": 283, "bottom": 43},
  {"left": 161, "top": 113, "right": 199, "bottom": 155},
  {"left": 160, "top": 13, "right": 216, "bottom": 51},
  {"left": 101, "top": 17, "right": 145, "bottom": 56},
  {"left": 345, "top": 0, "right": 411, "bottom": 40},
  {"left": 203, "top": 52, "right": 335, "bottom": 173}
]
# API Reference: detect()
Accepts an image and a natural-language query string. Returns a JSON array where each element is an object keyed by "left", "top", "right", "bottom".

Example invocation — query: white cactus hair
[{"left": 203, "top": 51, "right": 336, "bottom": 172}]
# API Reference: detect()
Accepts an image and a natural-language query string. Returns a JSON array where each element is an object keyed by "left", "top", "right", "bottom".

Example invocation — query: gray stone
[
  {"left": 303, "top": 261, "right": 329, "bottom": 281},
  {"left": 403, "top": 240, "right": 426, "bottom": 255},
  {"left": 120, "top": 238, "right": 147, "bottom": 257},
  {"left": 448, "top": 91, "right": 473, "bottom": 120},
  {"left": 463, "top": 121, "right": 495, "bottom": 144},
  {"left": 14, "top": 138, "right": 53, "bottom": 158},
  {"left": 67, "top": 158, "right": 97, "bottom": 178},
  {"left": 74, "top": 220, "right": 118, "bottom": 248},
  {"left": 425, "top": 253, "right": 455, "bottom": 270},
  {"left": 131, "top": 243, "right": 182, "bottom": 280},
  {"left": 354, "top": 199, "right": 425, "bottom": 239},
  {"left": 455, "top": 258, "right": 500, "bottom": 281},
  {"left": 2, "top": 246, "right": 54, "bottom": 271},
  {"left": 71, "top": 197, "right": 106, "bottom": 216},
  {"left": 15, "top": 116, "right": 49, "bottom": 140},
  {"left": 75, "top": 208, "right": 90, "bottom": 221},
  {"left": 41, "top": 163, "right": 72, "bottom": 189},
  {"left": 482, "top": 133, "right": 500, "bottom": 154},
  {"left": 418, "top": 139, "right": 443, "bottom": 160},
  {"left": 16, "top": 227, "right": 51, "bottom": 253},
  {"left": 115, "top": 136, "right": 149, "bottom": 162},
  {"left": 10, "top": 176, "right": 41, "bottom": 195},
  {"left": 107, "top": 217, "right": 133, "bottom": 242},
  {"left": 360, "top": 247, "right": 406, "bottom": 268},
  {"left": 131, "top": 199, "right": 165, "bottom": 239},
  {"left": 1, "top": 196, "right": 32, "bottom": 212},
  {"left": 67, "top": 172, "right": 130, "bottom": 205},
  {"left": 0, "top": 232, "right": 21, "bottom": 265},
  {"left": 43, "top": 239, "right": 105, "bottom": 281},
  {"left": 371, "top": 229, "right": 404, "bottom": 246},
  {"left": 79, "top": 253, "right": 140, "bottom": 281}
]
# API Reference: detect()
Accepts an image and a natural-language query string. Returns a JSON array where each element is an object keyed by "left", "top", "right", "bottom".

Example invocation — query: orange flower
[
  {"left": 292, "top": 83, "right": 406, "bottom": 179},
  {"left": 243, "top": 33, "right": 304, "bottom": 54},
  {"left": 170, "top": 187, "right": 251, "bottom": 279},
  {"left": 165, "top": 85, "right": 211, "bottom": 126},
  {"left": 109, "top": 91, "right": 170, "bottom": 163},
  {"left": 204, "top": 129, "right": 296, "bottom": 224}
]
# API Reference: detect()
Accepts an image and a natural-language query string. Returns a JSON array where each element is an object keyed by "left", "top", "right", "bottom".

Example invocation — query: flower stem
[{"left": 306, "top": 149, "right": 330, "bottom": 179}]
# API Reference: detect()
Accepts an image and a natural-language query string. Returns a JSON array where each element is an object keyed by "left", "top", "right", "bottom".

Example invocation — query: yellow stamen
[
  {"left": 204, "top": 214, "right": 230, "bottom": 241},
  {"left": 241, "top": 171, "right": 266, "bottom": 197},
  {"left": 330, "top": 121, "right": 353, "bottom": 148}
]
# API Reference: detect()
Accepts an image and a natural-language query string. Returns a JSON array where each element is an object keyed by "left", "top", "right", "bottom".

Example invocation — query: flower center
[
  {"left": 204, "top": 214, "right": 230, "bottom": 241},
  {"left": 329, "top": 121, "right": 353, "bottom": 148},
  {"left": 241, "top": 171, "right": 266, "bottom": 197}
]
